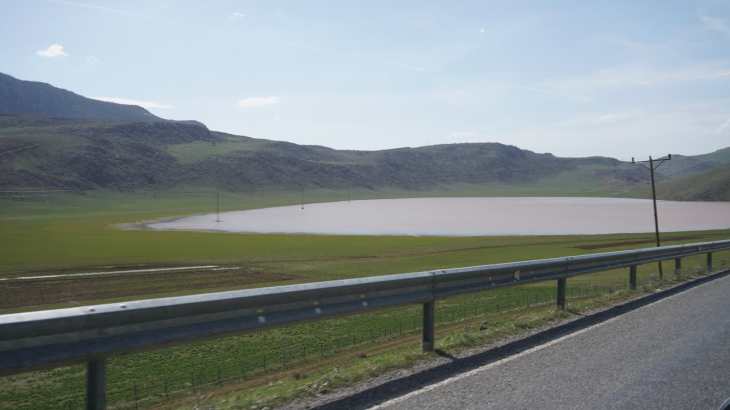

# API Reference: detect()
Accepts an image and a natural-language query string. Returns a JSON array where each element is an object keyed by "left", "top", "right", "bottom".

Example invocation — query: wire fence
[{"left": 3, "top": 276, "right": 678, "bottom": 410}]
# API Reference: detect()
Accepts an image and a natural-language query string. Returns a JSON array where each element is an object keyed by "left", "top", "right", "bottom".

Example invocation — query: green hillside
[
  {"left": 654, "top": 147, "right": 730, "bottom": 179},
  {"left": 0, "top": 114, "right": 652, "bottom": 196},
  {"left": 653, "top": 163, "right": 730, "bottom": 201}
]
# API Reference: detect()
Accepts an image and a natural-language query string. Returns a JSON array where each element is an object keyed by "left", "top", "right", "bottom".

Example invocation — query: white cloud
[
  {"left": 480, "top": 28, "right": 484, "bottom": 34},
  {"left": 86, "top": 56, "right": 100, "bottom": 64},
  {"left": 593, "top": 114, "right": 617, "bottom": 124},
  {"left": 699, "top": 10, "right": 730, "bottom": 38},
  {"left": 704, "top": 118, "right": 730, "bottom": 134},
  {"left": 91, "top": 97, "right": 174, "bottom": 109},
  {"left": 238, "top": 97, "right": 280, "bottom": 108},
  {"left": 229, "top": 12, "right": 245, "bottom": 21},
  {"left": 36, "top": 44, "right": 68, "bottom": 58},
  {"left": 274, "top": 115, "right": 281, "bottom": 121},
  {"left": 546, "top": 63, "right": 730, "bottom": 96},
  {"left": 450, "top": 131, "right": 476, "bottom": 137},
  {"left": 718, "top": 118, "right": 730, "bottom": 133},
  {"left": 710, "top": 70, "right": 730, "bottom": 78}
]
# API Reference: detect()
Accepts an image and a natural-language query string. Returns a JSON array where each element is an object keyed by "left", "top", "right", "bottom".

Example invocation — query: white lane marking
[
  {"left": 0, "top": 266, "right": 218, "bottom": 281},
  {"left": 369, "top": 285, "right": 699, "bottom": 410}
]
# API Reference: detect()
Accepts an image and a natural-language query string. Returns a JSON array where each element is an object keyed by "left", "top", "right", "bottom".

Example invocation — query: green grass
[
  {"left": 167, "top": 133, "right": 268, "bottom": 164},
  {"left": 1, "top": 191, "right": 729, "bottom": 409},
  {"left": 7, "top": 267, "right": 724, "bottom": 410},
  {"left": 188, "top": 267, "right": 719, "bottom": 410},
  {"left": 626, "top": 163, "right": 730, "bottom": 201}
]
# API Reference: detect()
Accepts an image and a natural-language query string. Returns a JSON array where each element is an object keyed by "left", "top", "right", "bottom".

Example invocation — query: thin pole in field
[{"left": 216, "top": 193, "right": 220, "bottom": 223}]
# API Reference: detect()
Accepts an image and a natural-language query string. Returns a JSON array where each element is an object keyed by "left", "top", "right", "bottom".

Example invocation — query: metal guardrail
[{"left": 1, "top": 239, "right": 729, "bottom": 409}]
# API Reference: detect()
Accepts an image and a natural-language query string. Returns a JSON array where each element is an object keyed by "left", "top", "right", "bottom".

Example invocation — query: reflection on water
[{"left": 146, "top": 197, "right": 730, "bottom": 236}]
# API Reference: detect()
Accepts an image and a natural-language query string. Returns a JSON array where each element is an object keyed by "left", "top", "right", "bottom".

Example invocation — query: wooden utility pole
[
  {"left": 216, "top": 193, "right": 220, "bottom": 222},
  {"left": 633, "top": 154, "right": 671, "bottom": 278}
]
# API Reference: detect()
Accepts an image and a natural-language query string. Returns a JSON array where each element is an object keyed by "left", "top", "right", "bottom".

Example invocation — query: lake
[{"left": 145, "top": 197, "right": 730, "bottom": 236}]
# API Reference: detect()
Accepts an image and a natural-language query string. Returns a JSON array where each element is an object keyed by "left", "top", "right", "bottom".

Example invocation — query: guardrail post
[
  {"left": 557, "top": 278, "right": 566, "bottom": 310},
  {"left": 630, "top": 266, "right": 637, "bottom": 290},
  {"left": 86, "top": 360, "right": 106, "bottom": 410},
  {"left": 422, "top": 300, "right": 435, "bottom": 352},
  {"left": 675, "top": 258, "right": 681, "bottom": 277},
  {"left": 707, "top": 252, "right": 713, "bottom": 270}
]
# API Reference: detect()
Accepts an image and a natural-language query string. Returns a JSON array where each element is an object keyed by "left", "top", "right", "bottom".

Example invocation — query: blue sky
[{"left": 1, "top": 0, "right": 729, "bottom": 159}]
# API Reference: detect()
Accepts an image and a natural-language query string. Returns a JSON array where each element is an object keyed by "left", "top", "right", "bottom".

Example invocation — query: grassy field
[
  {"left": 0, "top": 183, "right": 655, "bottom": 276},
  {"left": 0, "top": 190, "right": 729, "bottom": 409}
]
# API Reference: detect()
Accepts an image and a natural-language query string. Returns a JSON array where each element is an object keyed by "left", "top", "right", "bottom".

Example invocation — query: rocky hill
[
  {"left": 2, "top": 73, "right": 728, "bottom": 200},
  {"left": 0, "top": 114, "right": 652, "bottom": 193},
  {"left": 0, "top": 72, "right": 203, "bottom": 126}
]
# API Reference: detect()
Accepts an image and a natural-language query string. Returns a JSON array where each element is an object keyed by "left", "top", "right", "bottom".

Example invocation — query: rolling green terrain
[
  {"left": 649, "top": 147, "right": 730, "bottom": 179},
  {"left": 628, "top": 162, "right": 730, "bottom": 202},
  {"left": 2, "top": 70, "right": 729, "bottom": 202},
  {"left": 1, "top": 114, "right": 653, "bottom": 195},
  {"left": 3, "top": 112, "right": 729, "bottom": 201}
]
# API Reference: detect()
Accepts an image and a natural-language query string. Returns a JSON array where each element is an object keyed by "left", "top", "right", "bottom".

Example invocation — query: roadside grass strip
[{"left": 2, "top": 259, "right": 726, "bottom": 409}]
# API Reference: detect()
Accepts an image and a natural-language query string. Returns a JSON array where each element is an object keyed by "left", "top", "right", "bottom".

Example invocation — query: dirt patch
[
  {"left": 0, "top": 268, "right": 297, "bottom": 310},
  {"left": 572, "top": 236, "right": 704, "bottom": 250}
]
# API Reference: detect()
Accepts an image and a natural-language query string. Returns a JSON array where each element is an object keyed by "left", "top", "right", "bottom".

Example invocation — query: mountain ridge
[
  {"left": 1, "top": 74, "right": 728, "bottom": 201},
  {"left": 0, "top": 114, "right": 653, "bottom": 194},
  {"left": 0, "top": 72, "right": 205, "bottom": 127}
]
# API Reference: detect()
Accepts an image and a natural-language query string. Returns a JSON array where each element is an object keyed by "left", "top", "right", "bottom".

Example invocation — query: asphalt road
[
  {"left": 376, "top": 272, "right": 730, "bottom": 409},
  {"left": 311, "top": 271, "right": 730, "bottom": 410}
]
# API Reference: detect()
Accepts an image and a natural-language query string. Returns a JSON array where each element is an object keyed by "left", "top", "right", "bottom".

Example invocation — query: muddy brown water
[{"left": 146, "top": 197, "right": 730, "bottom": 236}]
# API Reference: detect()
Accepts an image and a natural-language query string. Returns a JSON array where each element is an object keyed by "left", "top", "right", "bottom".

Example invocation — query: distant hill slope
[
  {"left": 0, "top": 72, "right": 204, "bottom": 127},
  {"left": 651, "top": 163, "right": 730, "bottom": 201},
  {"left": 654, "top": 147, "right": 730, "bottom": 179},
  {"left": 0, "top": 114, "right": 651, "bottom": 193}
]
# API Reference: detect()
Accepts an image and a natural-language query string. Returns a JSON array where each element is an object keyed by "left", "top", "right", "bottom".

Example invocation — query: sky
[{"left": 1, "top": 0, "right": 729, "bottom": 160}]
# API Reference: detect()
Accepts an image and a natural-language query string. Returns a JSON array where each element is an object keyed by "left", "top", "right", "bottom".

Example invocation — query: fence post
[
  {"left": 675, "top": 258, "right": 681, "bottom": 276},
  {"left": 707, "top": 252, "right": 713, "bottom": 270},
  {"left": 557, "top": 278, "right": 566, "bottom": 310},
  {"left": 630, "top": 266, "right": 637, "bottom": 290},
  {"left": 134, "top": 382, "right": 139, "bottom": 409},
  {"left": 423, "top": 300, "right": 435, "bottom": 352},
  {"left": 164, "top": 377, "right": 168, "bottom": 400},
  {"left": 87, "top": 360, "right": 106, "bottom": 410}
]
